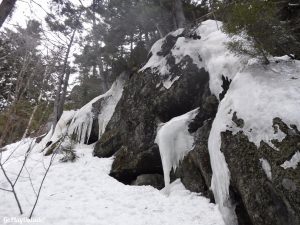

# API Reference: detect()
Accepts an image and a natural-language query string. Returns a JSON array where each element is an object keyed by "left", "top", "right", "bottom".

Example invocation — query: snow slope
[{"left": 0, "top": 139, "right": 225, "bottom": 225}]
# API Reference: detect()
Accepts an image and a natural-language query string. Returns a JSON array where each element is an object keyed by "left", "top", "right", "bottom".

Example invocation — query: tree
[
  {"left": 0, "top": 20, "right": 51, "bottom": 146},
  {"left": 45, "top": 1, "right": 83, "bottom": 131},
  {"left": 0, "top": 0, "right": 17, "bottom": 28},
  {"left": 216, "top": 0, "right": 300, "bottom": 63}
]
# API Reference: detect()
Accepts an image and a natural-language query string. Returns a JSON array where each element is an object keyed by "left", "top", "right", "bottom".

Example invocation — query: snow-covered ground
[{"left": 0, "top": 139, "right": 225, "bottom": 225}]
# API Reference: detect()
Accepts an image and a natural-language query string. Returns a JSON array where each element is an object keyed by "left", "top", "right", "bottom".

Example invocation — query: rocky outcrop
[
  {"left": 93, "top": 31, "right": 210, "bottom": 185},
  {"left": 93, "top": 24, "right": 300, "bottom": 225},
  {"left": 221, "top": 118, "right": 300, "bottom": 225}
]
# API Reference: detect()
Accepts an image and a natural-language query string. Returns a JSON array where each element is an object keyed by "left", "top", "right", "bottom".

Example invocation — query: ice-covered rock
[
  {"left": 68, "top": 72, "right": 127, "bottom": 144},
  {"left": 36, "top": 73, "right": 127, "bottom": 155},
  {"left": 94, "top": 19, "right": 300, "bottom": 225},
  {"left": 155, "top": 108, "right": 198, "bottom": 192}
]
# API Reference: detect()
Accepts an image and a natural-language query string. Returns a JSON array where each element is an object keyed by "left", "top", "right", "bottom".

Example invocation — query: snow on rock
[
  {"left": 141, "top": 20, "right": 243, "bottom": 94},
  {"left": 140, "top": 29, "right": 185, "bottom": 89},
  {"left": 155, "top": 108, "right": 199, "bottom": 193},
  {"left": 143, "top": 19, "right": 300, "bottom": 148},
  {"left": 0, "top": 140, "right": 225, "bottom": 225},
  {"left": 219, "top": 58, "right": 300, "bottom": 148},
  {"left": 35, "top": 74, "right": 126, "bottom": 151},
  {"left": 141, "top": 19, "right": 300, "bottom": 224},
  {"left": 68, "top": 75, "right": 126, "bottom": 143},
  {"left": 281, "top": 151, "right": 300, "bottom": 169},
  {"left": 96, "top": 76, "right": 125, "bottom": 138},
  {"left": 259, "top": 158, "right": 272, "bottom": 180},
  {"left": 34, "top": 110, "right": 75, "bottom": 151},
  {"left": 208, "top": 57, "right": 300, "bottom": 225},
  {"left": 208, "top": 106, "right": 238, "bottom": 225}
]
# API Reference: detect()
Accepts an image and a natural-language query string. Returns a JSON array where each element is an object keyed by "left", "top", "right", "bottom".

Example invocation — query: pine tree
[{"left": 217, "top": 0, "right": 300, "bottom": 63}]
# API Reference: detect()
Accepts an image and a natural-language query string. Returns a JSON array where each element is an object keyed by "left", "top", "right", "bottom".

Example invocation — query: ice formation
[
  {"left": 208, "top": 107, "right": 238, "bottom": 225},
  {"left": 67, "top": 75, "right": 125, "bottom": 144},
  {"left": 144, "top": 20, "right": 300, "bottom": 224},
  {"left": 208, "top": 57, "right": 300, "bottom": 224},
  {"left": 259, "top": 158, "right": 272, "bottom": 180},
  {"left": 155, "top": 108, "right": 199, "bottom": 193},
  {"left": 281, "top": 151, "right": 300, "bottom": 169},
  {"left": 35, "top": 74, "right": 126, "bottom": 151}
]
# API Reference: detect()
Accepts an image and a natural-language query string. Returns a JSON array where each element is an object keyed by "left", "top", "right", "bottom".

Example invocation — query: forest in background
[{"left": 0, "top": 0, "right": 299, "bottom": 147}]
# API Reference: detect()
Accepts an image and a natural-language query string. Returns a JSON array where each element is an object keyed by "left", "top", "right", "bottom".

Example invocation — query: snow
[
  {"left": 141, "top": 20, "right": 243, "bottom": 94},
  {"left": 39, "top": 110, "right": 75, "bottom": 147},
  {"left": 208, "top": 57, "right": 300, "bottom": 225},
  {"left": 155, "top": 109, "right": 199, "bottom": 193},
  {"left": 68, "top": 74, "right": 126, "bottom": 143},
  {"left": 219, "top": 59, "right": 300, "bottom": 147},
  {"left": 96, "top": 75, "right": 125, "bottom": 138},
  {"left": 0, "top": 139, "right": 225, "bottom": 225},
  {"left": 140, "top": 29, "right": 185, "bottom": 89},
  {"left": 143, "top": 19, "right": 300, "bottom": 149},
  {"left": 259, "top": 158, "right": 272, "bottom": 180},
  {"left": 141, "top": 19, "right": 300, "bottom": 225},
  {"left": 281, "top": 151, "right": 300, "bottom": 169},
  {"left": 208, "top": 108, "right": 238, "bottom": 225},
  {"left": 28, "top": 73, "right": 125, "bottom": 158}
]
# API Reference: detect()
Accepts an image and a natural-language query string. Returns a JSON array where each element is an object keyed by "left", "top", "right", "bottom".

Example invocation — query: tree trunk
[
  {"left": 22, "top": 66, "right": 50, "bottom": 139},
  {"left": 92, "top": 0, "right": 97, "bottom": 78},
  {"left": 0, "top": 0, "right": 17, "bottom": 28},
  {"left": 52, "top": 73, "right": 63, "bottom": 133},
  {"left": 173, "top": 0, "right": 186, "bottom": 29},
  {"left": 52, "top": 29, "right": 76, "bottom": 131},
  {"left": 145, "top": 32, "right": 151, "bottom": 50},
  {"left": 98, "top": 63, "right": 109, "bottom": 92},
  {"left": 157, "top": 0, "right": 170, "bottom": 38},
  {"left": 57, "top": 66, "right": 70, "bottom": 119},
  {"left": 130, "top": 33, "right": 134, "bottom": 55},
  {"left": 156, "top": 24, "right": 168, "bottom": 38}
]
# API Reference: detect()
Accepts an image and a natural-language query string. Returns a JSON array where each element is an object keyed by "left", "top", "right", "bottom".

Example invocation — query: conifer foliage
[{"left": 216, "top": 0, "right": 300, "bottom": 63}]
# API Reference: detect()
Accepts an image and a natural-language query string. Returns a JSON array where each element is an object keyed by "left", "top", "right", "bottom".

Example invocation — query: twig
[
  {"left": 0, "top": 162, "right": 23, "bottom": 214},
  {"left": 0, "top": 187, "right": 12, "bottom": 192},
  {"left": 25, "top": 166, "right": 37, "bottom": 197},
  {"left": 13, "top": 141, "right": 34, "bottom": 186},
  {"left": 29, "top": 136, "right": 65, "bottom": 219},
  {"left": 0, "top": 140, "right": 34, "bottom": 215}
]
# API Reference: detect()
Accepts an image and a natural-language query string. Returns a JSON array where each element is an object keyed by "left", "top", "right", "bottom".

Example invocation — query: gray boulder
[{"left": 131, "top": 174, "right": 164, "bottom": 190}]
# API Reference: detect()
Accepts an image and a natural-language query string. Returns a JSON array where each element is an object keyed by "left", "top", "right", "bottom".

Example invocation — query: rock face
[
  {"left": 94, "top": 30, "right": 210, "bottom": 185},
  {"left": 93, "top": 27, "right": 300, "bottom": 225},
  {"left": 221, "top": 118, "right": 300, "bottom": 225}
]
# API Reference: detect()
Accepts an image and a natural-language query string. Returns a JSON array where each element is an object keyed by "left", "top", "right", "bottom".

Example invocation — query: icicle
[
  {"left": 155, "top": 108, "right": 198, "bottom": 193},
  {"left": 208, "top": 109, "right": 238, "bottom": 225}
]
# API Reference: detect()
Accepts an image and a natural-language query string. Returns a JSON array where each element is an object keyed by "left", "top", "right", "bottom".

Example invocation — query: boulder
[
  {"left": 94, "top": 31, "right": 210, "bottom": 185},
  {"left": 131, "top": 174, "right": 164, "bottom": 190}
]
